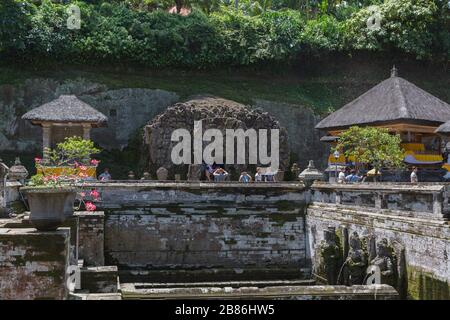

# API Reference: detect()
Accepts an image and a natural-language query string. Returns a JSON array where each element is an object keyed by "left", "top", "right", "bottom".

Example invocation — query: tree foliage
[
  {"left": 334, "top": 126, "right": 404, "bottom": 171},
  {"left": 0, "top": 0, "right": 448, "bottom": 67}
]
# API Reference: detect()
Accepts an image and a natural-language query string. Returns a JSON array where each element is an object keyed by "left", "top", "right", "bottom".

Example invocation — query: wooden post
[
  {"left": 82, "top": 124, "right": 91, "bottom": 140},
  {"left": 42, "top": 123, "right": 52, "bottom": 158}
]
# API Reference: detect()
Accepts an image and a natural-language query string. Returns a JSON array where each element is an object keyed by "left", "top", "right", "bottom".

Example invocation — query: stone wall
[
  {"left": 79, "top": 182, "right": 309, "bottom": 281},
  {"left": 74, "top": 212, "right": 105, "bottom": 267},
  {"left": 0, "top": 228, "right": 70, "bottom": 300},
  {"left": 0, "top": 78, "right": 326, "bottom": 172},
  {"left": 306, "top": 182, "right": 450, "bottom": 299},
  {"left": 0, "top": 79, "right": 179, "bottom": 153}
]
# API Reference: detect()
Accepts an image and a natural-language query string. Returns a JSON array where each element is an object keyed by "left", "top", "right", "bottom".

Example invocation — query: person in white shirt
[
  {"left": 254, "top": 167, "right": 262, "bottom": 182},
  {"left": 337, "top": 170, "right": 346, "bottom": 184},
  {"left": 410, "top": 166, "right": 418, "bottom": 184}
]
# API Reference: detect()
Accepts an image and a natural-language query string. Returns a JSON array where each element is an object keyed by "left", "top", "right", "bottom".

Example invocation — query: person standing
[
  {"left": 410, "top": 167, "right": 418, "bottom": 184},
  {"left": 337, "top": 169, "right": 346, "bottom": 184}
]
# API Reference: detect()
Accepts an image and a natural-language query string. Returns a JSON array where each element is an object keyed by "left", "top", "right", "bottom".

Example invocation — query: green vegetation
[
  {"left": 335, "top": 126, "right": 405, "bottom": 172},
  {"left": 1, "top": 0, "right": 449, "bottom": 68}
]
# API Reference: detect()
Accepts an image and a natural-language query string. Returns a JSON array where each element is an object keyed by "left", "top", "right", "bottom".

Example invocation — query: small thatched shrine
[
  {"left": 22, "top": 95, "right": 108, "bottom": 154},
  {"left": 316, "top": 67, "right": 450, "bottom": 171}
]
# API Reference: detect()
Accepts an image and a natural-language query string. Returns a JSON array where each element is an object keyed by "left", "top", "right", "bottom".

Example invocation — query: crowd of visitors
[{"left": 337, "top": 166, "right": 420, "bottom": 184}]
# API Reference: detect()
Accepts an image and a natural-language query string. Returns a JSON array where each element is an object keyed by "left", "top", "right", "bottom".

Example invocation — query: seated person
[
  {"left": 345, "top": 170, "right": 361, "bottom": 183},
  {"left": 98, "top": 168, "right": 112, "bottom": 181},
  {"left": 254, "top": 167, "right": 262, "bottom": 182},
  {"left": 239, "top": 171, "right": 252, "bottom": 183},
  {"left": 213, "top": 168, "right": 229, "bottom": 182}
]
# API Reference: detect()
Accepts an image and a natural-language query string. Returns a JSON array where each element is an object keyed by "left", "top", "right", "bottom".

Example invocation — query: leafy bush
[
  {"left": 344, "top": 0, "right": 439, "bottom": 59},
  {"left": 0, "top": 0, "right": 448, "bottom": 67}
]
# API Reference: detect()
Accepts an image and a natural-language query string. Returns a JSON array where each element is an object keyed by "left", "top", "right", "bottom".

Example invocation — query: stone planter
[{"left": 22, "top": 187, "right": 76, "bottom": 231}]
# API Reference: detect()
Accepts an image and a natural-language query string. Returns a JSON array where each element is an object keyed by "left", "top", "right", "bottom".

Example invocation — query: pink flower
[
  {"left": 34, "top": 157, "right": 42, "bottom": 163},
  {"left": 74, "top": 161, "right": 79, "bottom": 168},
  {"left": 90, "top": 159, "right": 100, "bottom": 166},
  {"left": 85, "top": 201, "right": 96, "bottom": 212},
  {"left": 79, "top": 192, "right": 86, "bottom": 198},
  {"left": 79, "top": 165, "right": 87, "bottom": 171},
  {"left": 90, "top": 189, "right": 100, "bottom": 200}
]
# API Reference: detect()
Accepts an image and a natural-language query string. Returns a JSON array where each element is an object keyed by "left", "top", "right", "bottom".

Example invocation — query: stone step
[
  {"left": 120, "top": 283, "right": 399, "bottom": 300},
  {"left": 126, "top": 279, "right": 315, "bottom": 289}
]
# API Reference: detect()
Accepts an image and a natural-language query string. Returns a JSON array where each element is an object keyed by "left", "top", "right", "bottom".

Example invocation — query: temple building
[
  {"left": 316, "top": 67, "right": 450, "bottom": 175},
  {"left": 22, "top": 95, "right": 108, "bottom": 154}
]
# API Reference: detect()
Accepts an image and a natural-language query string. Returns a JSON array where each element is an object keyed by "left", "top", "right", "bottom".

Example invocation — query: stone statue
[
  {"left": 317, "top": 226, "right": 341, "bottom": 285},
  {"left": 141, "top": 172, "right": 151, "bottom": 180},
  {"left": 156, "top": 167, "right": 169, "bottom": 181},
  {"left": 290, "top": 163, "right": 300, "bottom": 180},
  {"left": 339, "top": 231, "right": 367, "bottom": 286},
  {"left": 369, "top": 238, "right": 396, "bottom": 287}
]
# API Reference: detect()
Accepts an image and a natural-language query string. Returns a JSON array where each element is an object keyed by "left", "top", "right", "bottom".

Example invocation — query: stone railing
[{"left": 311, "top": 182, "right": 450, "bottom": 221}]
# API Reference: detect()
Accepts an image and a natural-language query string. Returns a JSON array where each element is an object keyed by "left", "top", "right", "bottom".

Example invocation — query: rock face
[
  {"left": 143, "top": 96, "right": 289, "bottom": 178},
  {"left": 0, "top": 77, "right": 325, "bottom": 176},
  {"left": 0, "top": 78, "right": 179, "bottom": 153},
  {"left": 253, "top": 99, "right": 327, "bottom": 169}
]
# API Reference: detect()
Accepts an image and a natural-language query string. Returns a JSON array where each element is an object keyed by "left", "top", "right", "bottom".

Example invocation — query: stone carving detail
[
  {"left": 156, "top": 167, "right": 168, "bottom": 181},
  {"left": 143, "top": 96, "right": 289, "bottom": 176},
  {"left": 339, "top": 231, "right": 367, "bottom": 285},
  {"left": 141, "top": 172, "right": 151, "bottom": 180},
  {"left": 317, "top": 226, "right": 341, "bottom": 285},
  {"left": 368, "top": 238, "right": 396, "bottom": 287}
]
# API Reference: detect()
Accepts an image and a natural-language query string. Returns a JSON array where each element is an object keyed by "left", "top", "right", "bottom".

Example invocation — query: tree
[{"left": 334, "top": 126, "right": 404, "bottom": 176}]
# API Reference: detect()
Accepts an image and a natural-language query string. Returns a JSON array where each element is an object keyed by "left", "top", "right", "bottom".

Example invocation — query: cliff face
[{"left": 0, "top": 77, "right": 326, "bottom": 176}]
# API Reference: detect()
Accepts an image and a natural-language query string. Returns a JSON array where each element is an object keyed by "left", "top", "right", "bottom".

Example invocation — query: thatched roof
[
  {"left": 435, "top": 121, "right": 450, "bottom": 134},
  {"left": 315, "top": 71, "right": 450, "bottom": 131},
  {"left": 22, "top": 95, "right": 107, "bottom": 126}
]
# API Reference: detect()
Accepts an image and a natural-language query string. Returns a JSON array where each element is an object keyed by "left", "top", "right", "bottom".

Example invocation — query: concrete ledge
[
  {"left": 69, "top": 292, "right": 122, "bottom": 300},
  {"left": 312, "top": 182, "right": 446, "bottom": 193},
  {"left": 76, "top": 181, "right": 306, "bottom": 190},
  {"left": 120, "top": 284, "right": 399, "bottom": 300}
]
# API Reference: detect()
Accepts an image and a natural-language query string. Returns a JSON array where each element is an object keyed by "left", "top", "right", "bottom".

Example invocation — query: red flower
[
  {"left": 90, "top": 189, "right": 100, "bottom": 200},
  {"left": 85, "top": 201, "right": 96, "bottom": 212},
  {"left": 34, "top": 157, "right": 42, "bottom": 163},
  {"left": 90, "top": 159, "right": 100, "bottom": 166}
]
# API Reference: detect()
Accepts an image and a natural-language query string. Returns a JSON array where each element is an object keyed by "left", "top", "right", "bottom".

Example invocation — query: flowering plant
[
  {"left": 75, "top": 189, "right": 101, "bottom": 212},
  {"left": 36, "top": 136, "right": 100, "bottom": 168}
]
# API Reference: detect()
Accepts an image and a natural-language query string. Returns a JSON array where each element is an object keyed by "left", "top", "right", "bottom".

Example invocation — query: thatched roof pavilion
[
  {"left": 435, "top": 121, "right": 450, "bottom": 136},
  {"left": 316, "top": 67, "right": 450, "bottom": 169},
  {"left": 316, "top": 67, "right": 450, "bottom": 132},
  {"left": 22, "top": 95, "right": 107, "bottom": 154}
]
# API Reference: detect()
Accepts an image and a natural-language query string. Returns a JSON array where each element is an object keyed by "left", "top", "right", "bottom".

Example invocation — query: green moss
[
  {"left": 255, "top": 232, "right": 272, "bottom": 238},
  {"left": 268, "top": 213, "right": 300, "bottom": 226},
  {"left": 223, "top": 238, "right": 237, "bottom": 245},
  {"left": 407, "top": 266, "right": 450, "bottom": 300}
]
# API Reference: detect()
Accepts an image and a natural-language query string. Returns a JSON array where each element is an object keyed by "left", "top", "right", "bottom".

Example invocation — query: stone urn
[
  {"left": 8, "top": 157, "right": 29, "bottom": 183},
  {"left": 22, "top": 186, "right": 76, "bottom": 231},
  {"left": 275, "top": 170, "right": 285, "bottom": 182},
  {"left": 156, "top": 167, "right": 168, "bottom": 181},
  {"left": 298, "top": 160, "right": 324, "bottom": 187}
]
